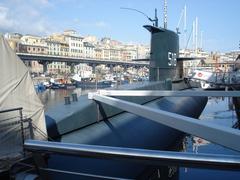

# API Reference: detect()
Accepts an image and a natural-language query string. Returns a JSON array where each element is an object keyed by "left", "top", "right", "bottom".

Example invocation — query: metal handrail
[
  {"left": 0, "top": 107, "right": 23, "bottom": 114},
  {"left": 0, "top": 107, "right": 34, "bottom": 156},
  {"left": 24, "top": 140, "right": 240, "bottom": 170}
]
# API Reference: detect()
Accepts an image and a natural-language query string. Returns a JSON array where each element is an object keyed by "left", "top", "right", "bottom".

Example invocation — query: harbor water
[
  {"left": 38, "top": 88, "right": 240, "bottom": 179},
  {"left": 179, "top": 97, "right": 240, "bottom": 180}
]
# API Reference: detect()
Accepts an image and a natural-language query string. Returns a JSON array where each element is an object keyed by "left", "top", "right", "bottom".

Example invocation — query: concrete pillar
[
  {"left": 92, "top": 64, "right": 96, "bottom": 74},
  {"left": 70, "top": 63, "right": 75, "bottom": 74},
  {"left": 123, "top": 65, "right": 128, "bottom": 72},
  {"left": 66, "top": 62, "right": 76, "bottom": 74},
  {"left": 42, "top": 62, "right": 48, "bottom": 74},
  {"left": 109, "top": 64, "right": 114, "bottom": 74}
]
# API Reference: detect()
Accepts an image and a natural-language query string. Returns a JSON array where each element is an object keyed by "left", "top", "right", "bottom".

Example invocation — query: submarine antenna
[
  {"left": 120, "top": 7, "right": 158, "bottom": 27},
  {"left": 154, "top": 8, "right": 158, "bottom": 27},
  {"left": 164, "top": 0, "right": 168, "bottom": 29}
]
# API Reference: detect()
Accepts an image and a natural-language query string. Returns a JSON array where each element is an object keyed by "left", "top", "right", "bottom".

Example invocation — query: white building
[
  {"left": 64, "top": 30, "right": 84, "bottom": 58},
  {"left": 136, "top": 45, "right": 150, "bottom": 59},
  {"left": 83, "top": 42, "right": 95, "bottom": 58},
  {"left": 75, "top": 64, "right": 93, "bottom": 78},
  {"left": 121, "top": 45, "right": 137, "bottom": 61},
  {"left": 83, "top": 35, "right": 98, "bottom": 45}
]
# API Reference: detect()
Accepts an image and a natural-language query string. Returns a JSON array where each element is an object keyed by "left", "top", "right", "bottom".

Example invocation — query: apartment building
[
  {"left": 46, "top": 39, "right": 70, "bottom": 74},
  {"left": 95, "top": 47, "right": 103, "bottom": 59},
  {"left": 5, "top": 31, "right": 150, "bottom": 74},
  {"left": 121, "top": 45, "right": 137, "bottom": 61},
  {"left": 102, "top": 47, "right": 110, "bottom": 60},
  {"left": 4, "top": 33, "right": 22, "bottom": 52},
  {"left": 110, "top": 47, "right": 121, "bottom": 60},
  {"left": 63, "top": 30, "right": 84, "bottom": 58},
  {"left": 83, "top": 42, "right": 95, "bottom": 58},
  {"left": 20, "top": 35, "right": 48, "bottom": 73}
]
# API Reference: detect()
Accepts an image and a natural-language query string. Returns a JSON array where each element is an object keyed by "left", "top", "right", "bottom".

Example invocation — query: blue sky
[{"left": 0, "top": 0, "right": 239, "bottom": 52}]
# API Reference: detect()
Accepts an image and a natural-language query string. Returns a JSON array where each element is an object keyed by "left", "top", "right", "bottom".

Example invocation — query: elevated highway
[{"left": 17, "top": 53, "right": 149, "bottom": 67}]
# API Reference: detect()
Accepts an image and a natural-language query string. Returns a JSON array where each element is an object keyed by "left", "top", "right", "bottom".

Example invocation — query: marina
[{"left": 0, "top": 0, "right": 240, "bottom": 179}]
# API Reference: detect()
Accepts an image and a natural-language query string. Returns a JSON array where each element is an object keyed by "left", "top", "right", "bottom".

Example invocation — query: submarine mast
[{"left": 164, "top": 0, "right": 168, "bottom": 28}]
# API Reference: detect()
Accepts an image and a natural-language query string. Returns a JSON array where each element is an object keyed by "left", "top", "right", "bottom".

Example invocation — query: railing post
[
  {"left": 19, "top": 108, "right": 25, "bottom": 155},
  {"left": 28, "top": 119, "right": 34, "bottom": 139},
  {"left": 19, "top": 108, "right": 24, "bottom": 144}
]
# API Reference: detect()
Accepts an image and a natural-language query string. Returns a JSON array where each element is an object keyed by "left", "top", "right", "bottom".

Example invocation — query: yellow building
[
  {"left": 121, "top": 46, "right": 137, "bottom": 61},
  {"left": 110, "top": 47, "right": 121, "bottom": 60},
  {"left": 21, "top": 35, "right": 45, "bottom": 46},
  {"left": 95, "top": 48, "right": 103, "bottom": 59},
  {"left": 45, "top": 39, "right": 70, "bottom": 74},
  {"left": 5, "top": 33, "right": 22, "bottom": 52}
]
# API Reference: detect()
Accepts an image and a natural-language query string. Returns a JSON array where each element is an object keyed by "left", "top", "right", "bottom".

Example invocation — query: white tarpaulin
[{"left": 0, "top": 36, "right": 47, "bottom": 161}]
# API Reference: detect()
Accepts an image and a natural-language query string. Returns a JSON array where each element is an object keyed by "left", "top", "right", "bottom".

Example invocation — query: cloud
[
  {"left": 0, "top": 0, "right": 109, "bottom": 36},
  {"left": 76, "top": 20, "right": 109, "bottom": 28},
  {"left": 0, "top": 1, "right": 55, "bottom": 35},
  {"left": 0, "top": 6, "right": 14, "bottom": 30},
  {"left": 95, "top": 21, "right": 108, "bottom": 28},
  {"left": 37, "top": 0, "right": 50, "bottom": 5}
]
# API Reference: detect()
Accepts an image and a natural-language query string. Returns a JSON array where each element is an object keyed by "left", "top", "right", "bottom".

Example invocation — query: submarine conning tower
[{"left": 144, "top": 25, "right": 179, "bottom": 81}]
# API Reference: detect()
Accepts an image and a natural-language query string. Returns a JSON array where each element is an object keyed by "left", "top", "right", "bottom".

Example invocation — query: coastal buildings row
[
  {"left": 4, "top": 31, "right": 238, "bottom": 77},
  {"left": 180, "top": 48, "right": 239, "bottom": 76},
  {"left": 4, "top": 31, "right": 150, "bottom": 74}
]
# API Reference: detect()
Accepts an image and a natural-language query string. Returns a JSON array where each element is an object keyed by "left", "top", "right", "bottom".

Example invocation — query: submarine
[
  {"left": 40, "top": 22, "right": 208, "bottom": 179},
  {"left": 0, "top": 4, "right": 208, "bottom": 179}
]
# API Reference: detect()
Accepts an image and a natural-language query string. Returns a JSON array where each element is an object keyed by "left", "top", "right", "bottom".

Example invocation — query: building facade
[
  {"left": 5, "top": 31, "right": 150, "bottom": 75},
  {"left": 83, "top": 42, "right": 95, "bottom": 58},
  {"left": 64, "top": 30, "right": 84, "bottom": 58}
]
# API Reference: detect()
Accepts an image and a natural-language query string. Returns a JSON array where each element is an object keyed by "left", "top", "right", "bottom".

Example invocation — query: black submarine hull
[{"left": 45, "top": 89, "right": 207, "bottom": 179}]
